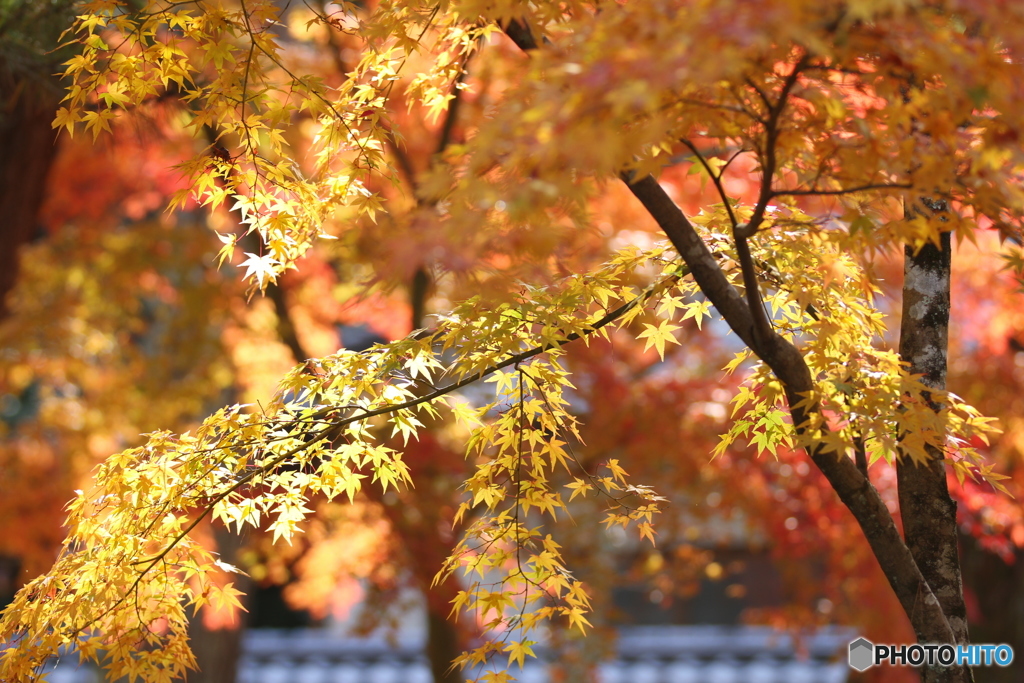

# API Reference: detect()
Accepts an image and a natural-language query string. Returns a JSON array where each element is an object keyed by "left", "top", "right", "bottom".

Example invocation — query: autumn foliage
[{"left": 3, "top": 1, "right": 1024, "bottom": 682}]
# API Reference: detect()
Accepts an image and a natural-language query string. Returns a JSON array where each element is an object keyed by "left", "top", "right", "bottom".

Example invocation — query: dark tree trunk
[
  {"left": 0, "top": 554, "right": 21, "bottom": 611},
  {"left": 186, "top": 619, "right": 244, "bottom": 683},
  {"left": 425, "top": 600, "right": 463, "bottom": 683},
  {"left": 898, "top": 230, "right": 973, "bottom": 683},
  {"left": 959, "top": 535, "right": 1024, "bottom": 683},
  {"left": 0, "top": 37, "right": 63, "bottom": 321},
  {"left": 380, "top": 496, "right": 467, "bottom": 683},
  {"left": 185, "top": 527, "right": 250, "bottom": 683},
  {"left": 0, "top": 7, "right": 67, "bottom": 667}
]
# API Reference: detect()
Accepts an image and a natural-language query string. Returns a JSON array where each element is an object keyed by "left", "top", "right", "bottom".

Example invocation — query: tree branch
[
  {"left": 500, "top": 18, "right": 540, "bottom": 50},
  {"left": 679, "top": 139, "right": 740, "bottom": 230},
  {"left": 268, "top": 283, "right": 309, "bottom": 363},
  {"left": 502, "top": 21, "right": 956, "bottom": 646},
  {"left": 771, "top": 182, "right": 912, "bottom": 198},
  {"left": 411, "top": 65, "right": 470, "bottom": 330},
  {"left": 622, "top": 173, "right": 955, "bottom": 644},
  {"left": 200, "top": 124, "right": 310, "bottom": 362},
  {"left": 435, "top": 68, "right": 467, "bottom": 157},
  {"left": 619, "top": 173, "right": 757, "bottom": 348},
  {"left": 744, "top": 54, "right": 809, "bottom": 237},
  {"left": 732, "top": 57, "right": 810, "bottom": 349}
]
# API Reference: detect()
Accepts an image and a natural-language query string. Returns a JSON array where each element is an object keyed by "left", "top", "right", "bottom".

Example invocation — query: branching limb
[
  {"left": 411, "top": 64, "right": 471, "bottom": 329},
  {"left": 730, "top": 57, "right": 810, "bottom": 349},
  {"left": 674, "top": 136, "right": 771, "bottom": 348},
  {"left": 499, "top": 14, "right": 956, "bottom": 649},
  {"left": 854, "top": 434, "right": 868, "bottom": 478},
  {"left": 744, "top": 55, "right": 809, "bottom": 236},
  {"left": 679, "top": 139, "right": 741, "bottom": 231},
  {"left": 623, "top": 170, "right": 955, "bottom": 644}
]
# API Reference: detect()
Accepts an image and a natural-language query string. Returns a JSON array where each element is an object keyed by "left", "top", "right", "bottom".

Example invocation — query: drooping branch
[
  {"left": 125, "top": 271, "right": 677, "bottom": 573},
  {"left": 46, "top": 265, "right": 677, "bottom": 653}
]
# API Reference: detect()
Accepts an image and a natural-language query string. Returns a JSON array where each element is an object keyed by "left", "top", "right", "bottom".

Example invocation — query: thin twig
[
  {"left": 771, "top": 182, "right": 911, "bottom": 198},
  {"left": 679, "top": 138, "right": 740, "bottom": 230}
]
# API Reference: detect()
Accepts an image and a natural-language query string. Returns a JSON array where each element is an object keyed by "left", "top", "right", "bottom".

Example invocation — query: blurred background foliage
[{"left": 1, "top": 2, "right": 1024, "bottom": 683}]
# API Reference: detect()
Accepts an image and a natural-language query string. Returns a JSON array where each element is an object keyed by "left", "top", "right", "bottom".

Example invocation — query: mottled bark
[{"left": 898, "top": 231, "right": 973, "bottom": 683}]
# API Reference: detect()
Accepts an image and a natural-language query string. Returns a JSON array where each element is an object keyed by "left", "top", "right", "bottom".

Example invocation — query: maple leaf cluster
[{"left": 2, "top": 0, "right": 1024, "bottom": 682}]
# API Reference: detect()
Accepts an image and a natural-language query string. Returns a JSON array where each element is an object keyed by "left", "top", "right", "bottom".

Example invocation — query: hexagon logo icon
[{"left": 849, "top": 637, "right": 874, "bottom": 672}]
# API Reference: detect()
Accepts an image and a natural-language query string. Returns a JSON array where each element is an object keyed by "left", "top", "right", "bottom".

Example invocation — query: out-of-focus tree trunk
[
  {"left": 0, "top": 81, "right": 59, "bottom": 320},
  {"left": 0, "top": 0, "right": 72, "bottom": 638},
  {"left": 0, "top": 1, "right": 72, "bottom": 321},
  {"left": 425, "top": 602, "right": 463, "bottom": 683},
  {"left": 185, "top": 527, "right": 251, "bottom": 683},
  {"left": 0, "top": 555, "right": 21, "bottom": 610},
  {"left": 959, "top": 535, "right": 1024, "bottom": 683},
  {"left": 186, "top": 621, "right": 245, "bottom": 683}
]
